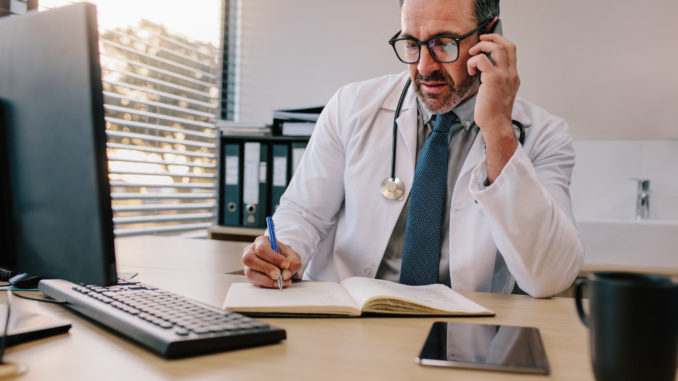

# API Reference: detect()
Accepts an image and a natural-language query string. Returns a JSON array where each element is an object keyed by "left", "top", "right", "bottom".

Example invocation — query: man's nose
[{"left": 416, "top": 45, "right": 440, "bottom": 75}]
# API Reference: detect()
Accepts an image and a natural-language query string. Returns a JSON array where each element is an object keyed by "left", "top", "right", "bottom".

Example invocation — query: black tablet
[{"left": 416, "top": 322, "right": 550, "bottom": 374}]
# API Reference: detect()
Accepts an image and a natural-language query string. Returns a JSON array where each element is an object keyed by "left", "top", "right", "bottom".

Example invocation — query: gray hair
[{"left": 399, "top": 0, "right": 500, "bottom": 24}]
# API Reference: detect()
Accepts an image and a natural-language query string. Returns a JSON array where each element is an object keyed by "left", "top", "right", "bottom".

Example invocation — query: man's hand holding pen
[{"left": 242, "top": 234, "right": 302, "bottom": 289}]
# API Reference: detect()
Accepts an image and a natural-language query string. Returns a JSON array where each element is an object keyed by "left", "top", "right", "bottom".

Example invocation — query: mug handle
[{"left": 574, "top": 278, "right": 589, "bottom": 327}]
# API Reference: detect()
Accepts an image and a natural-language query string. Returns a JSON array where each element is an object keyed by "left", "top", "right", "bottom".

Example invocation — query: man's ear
[{"left": 485, "top": 17, "right": 501, "bottom": 35}]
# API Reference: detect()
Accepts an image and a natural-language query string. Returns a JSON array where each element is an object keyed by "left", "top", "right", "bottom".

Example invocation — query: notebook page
[
  {"left": 223, "top": 281, "right": 361, "bottom": 315},
  {"left": 340, "top": 277, "right": 493, "bottom": 315}
]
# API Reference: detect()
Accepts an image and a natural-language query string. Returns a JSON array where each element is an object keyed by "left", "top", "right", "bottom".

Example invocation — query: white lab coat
[{"left": 273, "top": 71, "right": 584, "bottom": 297}]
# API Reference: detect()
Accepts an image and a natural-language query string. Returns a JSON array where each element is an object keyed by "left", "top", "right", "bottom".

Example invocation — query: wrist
[
  {"left": 481, "top": 121, "right": 518, "bottom": 184},
  {"left": 481, "top": 120, "right": 516, "bottom": 147}
]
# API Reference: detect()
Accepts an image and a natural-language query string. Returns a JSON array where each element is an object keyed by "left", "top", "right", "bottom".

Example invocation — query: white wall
[
  {"left": 235, "top": 0, "right": 678, "bottom": 140},
  {"left": 502, "top": 0, "right": 678, "bottom": 140},
  {"left": 571, "top": 140, "right": 678, "bottom": 221},
  {"left": 236, "top": 0, "right": 402, "bottom": 124}
]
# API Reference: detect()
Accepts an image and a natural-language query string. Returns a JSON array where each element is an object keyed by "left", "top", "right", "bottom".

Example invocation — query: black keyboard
[{"left": 38, "top": 278, "right": 286, "bottom": 358}]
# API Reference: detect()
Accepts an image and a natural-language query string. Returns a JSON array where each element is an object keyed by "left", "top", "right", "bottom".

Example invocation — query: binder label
[
  {"left": 259, "top": 162, "right": 267, "bottom": 183},
  {"left": 243, "top": 142, "right": 260, "bottom": 204},
  {"left": 273, "top": 157, "right": 287, "bottom": 186},
  {"left": 225, "top": 155, "right": 239, "bottom": 185}
]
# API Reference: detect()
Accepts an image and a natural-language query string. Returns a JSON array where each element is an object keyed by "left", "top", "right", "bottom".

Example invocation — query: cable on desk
[
  {"left": 10, "top": 291, "right": 68, "bottom": 305},
  {"left": 0, "top": 284, "right": 39, "bottom": 292},
  {"left": 1, "top": 280, "right": 67, "bottom": 304}
]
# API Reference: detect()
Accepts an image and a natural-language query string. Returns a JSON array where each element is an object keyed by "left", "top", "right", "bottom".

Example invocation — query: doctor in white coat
[{"left": 242, "top": 0, "right": 584, "bottom": 298}]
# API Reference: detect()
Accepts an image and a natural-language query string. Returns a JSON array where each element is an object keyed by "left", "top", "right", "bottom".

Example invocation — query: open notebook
[{"left": 223, "top": 277, "right": 494, "bottom": 317}]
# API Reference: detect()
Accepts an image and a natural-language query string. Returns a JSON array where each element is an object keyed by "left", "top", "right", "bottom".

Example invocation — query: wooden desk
[{"left": 2, "top": 236, "right": 610, "bottom": 380}]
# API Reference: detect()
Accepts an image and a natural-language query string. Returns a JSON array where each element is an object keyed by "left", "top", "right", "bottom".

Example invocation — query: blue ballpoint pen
[{"left": 265, "top": 217, "right": 284, "bottom": 290}]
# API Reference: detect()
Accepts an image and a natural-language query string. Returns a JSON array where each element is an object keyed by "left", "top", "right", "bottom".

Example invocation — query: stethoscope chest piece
[
  {"left": 381, "top": 77, "right": 411, "bottom": 201},
  {"left": 380, "top": 177, "right": 405, "bottom": 200}
]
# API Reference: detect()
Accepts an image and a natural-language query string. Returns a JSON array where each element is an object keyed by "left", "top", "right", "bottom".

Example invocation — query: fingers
[
  {"left": 468, "top": 41, "right": 508, "bottom": 69},
  {"left": 468, "top": 34, "right": 516, "bottom": 74},
  {"left": 467, "top": 50, "right": 496, "bottom": 77},
  {"left": 242, "top": 236, "right": 302, "bottom": 288},
  {"left": 467, "top": 35, "right": 519, "bottom": 90},
  {"left": 253, "top": 235, "right": 290, "bottom": 269},
  {"left": 475, "top": 34, "right": 517, "bottom": 68},
  {"left": 468, "top": 34, "right": 520, "bottom": 134},
  {"left": 243, "top": 266, "right": 293, "bottom": 289},
  {"left": 242, "top": 236, "right": 283, "bottom": 286},
  {"left": 278, "top": 241, "right": 302, "bottom": 276}
]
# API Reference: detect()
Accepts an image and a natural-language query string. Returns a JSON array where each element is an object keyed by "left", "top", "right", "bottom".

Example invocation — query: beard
[{"left": 413, "top": 70, "right": 478, "bottom": 114}]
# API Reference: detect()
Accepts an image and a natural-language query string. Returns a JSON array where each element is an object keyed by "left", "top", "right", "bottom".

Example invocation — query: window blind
[
  {"left": 35, "top": 1, "right": 224, "bottom": 238},
  {"left": 99, "top": 19, "right": 222, "bottom": 237}
]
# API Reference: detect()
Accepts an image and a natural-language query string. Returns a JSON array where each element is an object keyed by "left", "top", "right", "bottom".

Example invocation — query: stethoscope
[{"left": 380, "top": 78, "right": 526, "bottom": 200}]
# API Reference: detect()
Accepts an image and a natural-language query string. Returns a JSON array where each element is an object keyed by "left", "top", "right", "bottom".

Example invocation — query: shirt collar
[
  {"left": 418, "top": 93, "right": 478, "bottom": 131},
  {"left": 452, "top": 93, "right": 477, "bottom": 131}
]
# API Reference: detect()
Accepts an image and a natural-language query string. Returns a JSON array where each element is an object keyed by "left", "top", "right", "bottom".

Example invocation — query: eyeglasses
[{"left": 388, "top": 20, "right": 491, "bottom": 64}]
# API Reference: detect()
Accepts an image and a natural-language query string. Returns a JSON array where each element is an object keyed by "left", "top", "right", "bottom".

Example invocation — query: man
[{"left": 242, "top": 0, "right": 584, "bottom": 297}]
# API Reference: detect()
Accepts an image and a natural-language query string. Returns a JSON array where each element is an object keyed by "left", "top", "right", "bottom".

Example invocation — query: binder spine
[
  {"left": 221, "top": 143, "right": 241, "bottom": 226},
  {"left": 257, "top": 143, "right": 268, "bottom": 226},
  {"left": 242, "top": 142, "right": 261, "bottom": 227},
  {"left": 270, "top": 143, "right": 289, "bottom": 214},
  {"left": 219, "top": 135, "right": 309, "bottom": 229}
]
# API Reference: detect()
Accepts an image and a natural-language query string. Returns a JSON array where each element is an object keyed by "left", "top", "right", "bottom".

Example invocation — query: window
[{"left": 40, "top": 0, "right": 224, "bottom": 237}]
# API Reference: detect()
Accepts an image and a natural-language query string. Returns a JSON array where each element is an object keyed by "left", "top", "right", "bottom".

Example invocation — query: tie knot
[{"left": 432, "top": 111, "right": 457, "bottom": 134}]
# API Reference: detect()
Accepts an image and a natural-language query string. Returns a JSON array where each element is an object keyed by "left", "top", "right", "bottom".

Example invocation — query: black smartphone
[
  {"left": 480, "top": 19, "right": 502, "bottom": 78},
  {"left": 491, "top": 18, "right": 503, "bottom": 36},
  {"left": 416, "top": 322, "right": 550, "bottom": 374}
]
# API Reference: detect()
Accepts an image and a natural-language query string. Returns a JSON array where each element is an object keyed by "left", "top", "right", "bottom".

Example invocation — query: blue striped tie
[{"left": 399, "top": 111, "right": 457, "bottom": 286}]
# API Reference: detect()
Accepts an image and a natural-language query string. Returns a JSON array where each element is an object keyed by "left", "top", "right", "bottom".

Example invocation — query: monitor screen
[{"left": 0, "top": 3, "right": 117, "bottom": 286}]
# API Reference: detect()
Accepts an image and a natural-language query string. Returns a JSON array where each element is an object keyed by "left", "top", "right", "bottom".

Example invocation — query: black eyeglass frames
[{"left": 388, "top": 19, "right": 491, "bottom": 64}]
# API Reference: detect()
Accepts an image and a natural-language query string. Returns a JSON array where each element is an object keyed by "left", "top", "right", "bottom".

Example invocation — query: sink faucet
[{"left": 635, "top": 179, "right": 650, "bottom": 220}]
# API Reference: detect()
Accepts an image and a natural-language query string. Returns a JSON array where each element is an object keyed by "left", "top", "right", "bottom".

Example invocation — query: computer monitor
[{"left": 0, "top": 3, "right": 117, "bottom": 286}]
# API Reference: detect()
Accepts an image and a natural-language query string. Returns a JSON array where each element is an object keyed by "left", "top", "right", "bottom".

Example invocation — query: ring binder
[{"left": 221, "top": 143, "right": 241, "bottom": 226}]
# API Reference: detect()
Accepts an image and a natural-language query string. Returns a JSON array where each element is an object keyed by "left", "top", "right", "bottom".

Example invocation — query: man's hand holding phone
[
  {"left": 467, "top": 19, "right": 521, "bottom": 184},
  {"left": 242, "top": 235, "right": 302, "bottom": 288}
]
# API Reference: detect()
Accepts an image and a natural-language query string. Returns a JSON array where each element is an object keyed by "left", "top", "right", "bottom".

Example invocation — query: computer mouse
[{"left": 9, "top": 272, "right": 43, "bottom": 289}]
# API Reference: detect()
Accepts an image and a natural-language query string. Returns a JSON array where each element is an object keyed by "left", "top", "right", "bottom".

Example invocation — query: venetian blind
[
  {"left": 100, "top": 20, "right": 221, "bottom": 237},
  {"left": 40, "top": 1, "right": 224, "bottom": 237}
]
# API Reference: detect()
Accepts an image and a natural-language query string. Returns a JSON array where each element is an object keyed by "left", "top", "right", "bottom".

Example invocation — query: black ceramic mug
[{"left": 575, "top": 272, "right": 678, "bottom": 381}]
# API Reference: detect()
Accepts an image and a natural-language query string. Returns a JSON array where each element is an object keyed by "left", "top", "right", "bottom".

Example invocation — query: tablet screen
[{"left": 416, "top": 322, "right": 550, "bottom": 374}]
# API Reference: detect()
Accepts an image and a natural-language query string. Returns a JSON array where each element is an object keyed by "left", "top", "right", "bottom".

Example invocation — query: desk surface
[{"left": 0, "top": 236, "right": 618, "bottom": 380}]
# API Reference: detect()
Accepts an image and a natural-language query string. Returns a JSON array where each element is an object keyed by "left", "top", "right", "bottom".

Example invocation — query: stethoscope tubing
[
  {"left": 384, "top": 77, "right": 525, "bottom": 200},
  {"left": 391, "top": 78, "right": 411, "bottom": 179}
]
